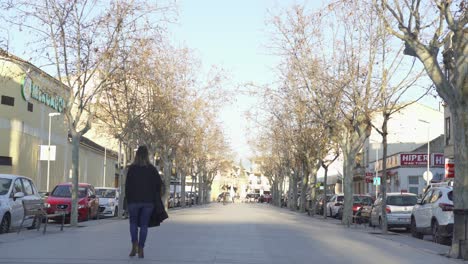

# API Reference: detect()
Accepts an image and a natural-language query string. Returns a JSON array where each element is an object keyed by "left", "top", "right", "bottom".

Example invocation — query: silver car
[
  {"left": 370, "top": 192, "right": 418, "bottom": 229},
  {"left": 95, "top": 187, "right": 119, "bottom": 217},
  {"left": 0, "top": 174, "right": 42, "bottom": 233}
]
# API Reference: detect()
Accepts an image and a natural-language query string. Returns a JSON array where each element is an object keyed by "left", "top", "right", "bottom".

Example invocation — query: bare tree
[
  {"left": 2, "top": 0, "right": 174, "bottom": 226},
  {"left": 374, "top": 0, "right": 466, "bottom": 257}
]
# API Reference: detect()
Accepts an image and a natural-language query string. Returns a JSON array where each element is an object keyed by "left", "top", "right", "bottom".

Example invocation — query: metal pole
[
  {"left": 427, "top": 126, "right": 430, "bottom": 187},
  {"left": 375, "top": 147, "right": 378, "bottom": 198},
  {"left": 47, "top": 115, "right": 51, "bottom": 192}
]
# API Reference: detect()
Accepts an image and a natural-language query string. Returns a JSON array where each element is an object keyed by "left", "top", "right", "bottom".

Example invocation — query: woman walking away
[{"left": 125, "top": 145, "right": 165, "bottom": 258}]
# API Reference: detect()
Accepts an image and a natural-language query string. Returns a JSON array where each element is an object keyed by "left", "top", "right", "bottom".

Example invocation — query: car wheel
[
  {"left": 329, "top": 208, "right": 333, "bottom": 217},
  {"left": 378, "top": 217, "right": 382, "bottom": 228},
  {"left": 0, "top": 213, "right": 10, "bottom": 234},
  {"left": 432, "top": 220, "right": 442, "bottom": 244},
  {"left": 411, "top": 217, "right": 423, "bottom": 239},
  {"left": 114, "top": 206, "right": 118, "bottom": 217}
]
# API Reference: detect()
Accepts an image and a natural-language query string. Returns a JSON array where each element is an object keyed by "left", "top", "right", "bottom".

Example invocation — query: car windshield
[
  {"left": 448, "top": 191, "right": 453, "bottom": 201},
  {"left": 336, "top": 196, "right": 344, "bottom": 202},
  {"left": 51, "top": 185, "right": 87, "bottom": 198},
  {"left": 0, "top": 178, "right": 12, "bottom": 195},
  {"left": 95, "top": 189, "right": 116, "bottom": 198},
  {"left": 387, "top": 195, "right": 418, "bottom": 206},
  {"left": 354, "top": 196, "right": 373, "bottom": 205}
]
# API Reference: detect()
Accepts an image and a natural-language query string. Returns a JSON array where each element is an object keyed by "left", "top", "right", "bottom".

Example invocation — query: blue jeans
[{"left": 128, "top": 202, "right": 154, "bottom": 248}]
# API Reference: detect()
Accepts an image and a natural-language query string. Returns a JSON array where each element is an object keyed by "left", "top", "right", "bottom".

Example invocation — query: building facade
[
  {"left": 0, "top": 50, "right": 118, "bottom": 191},
  {"left": 354, "top": 103, "right": 444, "bottom": 195}
]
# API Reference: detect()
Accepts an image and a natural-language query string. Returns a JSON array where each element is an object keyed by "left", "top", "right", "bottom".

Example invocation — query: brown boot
[
  {"left": 129, "top": 242, "right": 138, "bottom": 257},
  {"left": 138, "top": 246, "right": 144, "bottom": 258}
]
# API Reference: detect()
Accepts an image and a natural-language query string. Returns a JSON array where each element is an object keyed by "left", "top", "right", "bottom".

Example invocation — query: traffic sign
[{"left": 373, "top": 177, "right": 381, "bottom": 186}]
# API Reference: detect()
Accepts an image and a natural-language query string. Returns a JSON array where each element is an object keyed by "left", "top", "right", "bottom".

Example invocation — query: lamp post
[
  {"left": 47, "top": 112, "right": 61, "bottom": 192},
  {"left": 418, "top": 119, "right": 431, "bottom": 187}
]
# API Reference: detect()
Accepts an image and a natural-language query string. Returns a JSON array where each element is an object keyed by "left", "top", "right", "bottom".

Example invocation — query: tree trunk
[
  {"left": 450, "top": 104, "right": 468, "bottom": 259},
  {"left": 300, "top": 161, "right": 309, "bottom": 213},
  {"left": 70, "top": 133, "right": 81, "bottom": 227},
  {"left": 380, "top": 114, "right": 390, "bottom": 234},
  {"left": 198, "top": 174, "right": 203, "bottom": 205},
  {"left": 180, "top": 169, "right": 186, "bottom": 207},
  {"left": 161, "top": 153, "right": 172, "bottom": 210},
  {"left": 342, "top": 148, "right": 357, "bottom": 227},
  {"left": 323, "top": 165, "right": 329, "bottom": 219},
  {"left": 291, "top": 170, "right": 299, "bottom": 211}
]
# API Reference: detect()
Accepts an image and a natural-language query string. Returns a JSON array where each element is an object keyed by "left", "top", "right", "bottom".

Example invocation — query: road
[{"left": 0, "top": 203, "right": 459, "bottom": 264}]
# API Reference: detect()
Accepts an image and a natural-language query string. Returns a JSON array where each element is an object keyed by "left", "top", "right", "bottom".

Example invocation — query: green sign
[
  {"left": 373, "top": 177, "right": 381, "bottom": 186},
  {"left": 21, "top": 76, "right": 66, "bottom": 113}
]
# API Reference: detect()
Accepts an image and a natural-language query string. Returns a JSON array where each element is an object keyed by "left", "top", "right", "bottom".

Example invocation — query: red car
[
  {"left": 337, "top": 195, "right": 374, "bottom": 220},
  {"left": 45, "top": 183, "right": 99, "bottom": 222}
]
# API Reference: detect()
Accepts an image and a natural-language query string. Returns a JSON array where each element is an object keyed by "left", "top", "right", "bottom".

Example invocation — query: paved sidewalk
[{"left": 0, "top": 203, "right": 460, "bottom": 264}]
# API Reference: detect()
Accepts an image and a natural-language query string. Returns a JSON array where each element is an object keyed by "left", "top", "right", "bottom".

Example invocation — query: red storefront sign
[
  {"left": 399, "top": 153, "right": 445, "bottom": 166},
  {"left": 433, "top": 154, "right": 445, "bottom": 167},
  {"left": 445, "top": 158, "right": 455, "bottom": 178},
  {"left": 365, "top": 172, "right": 374, "bottom": 183},
  {"left": 400, "top": 153, "right": 428, "bottom": 166}
]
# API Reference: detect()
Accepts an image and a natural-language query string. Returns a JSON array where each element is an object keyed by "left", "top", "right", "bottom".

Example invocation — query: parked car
[
  {"left": 369, "top": 192, "right": 418, "bottom": 229},
  {"left": 95, "top": 187, "right": 119, "bottom": 217},
  {"left": 0, "top": 174, "right": 42, "bottom": 234},
  {"left": 326, "top": 194, "right": 344, "bottom": 217},
  {"left": 410, "top": 185, "right": 453, "bottom": 244},
  {"left": 45, "top": 183, "right": 99, "bottom": 222},
  {"left": 336, "top": 195, "right": 374, "bottom": 220},
  {"left": 314, "top": 194, "right": 333, "bottom": 215}
]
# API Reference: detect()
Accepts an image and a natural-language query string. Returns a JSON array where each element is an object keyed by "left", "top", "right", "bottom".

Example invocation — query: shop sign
[
  {"left": 21, "top": 76, "right": 66, "bottom": 112},
  {"left": 400, "top": 153, "right": 428, "bottom": 166},
  {"left": 445, "top": 158, "right": 455, "bottom": 178},
  {"left": 365, "top": 172, "right": 373, "bottom": 183},
  {"left": 400, "top": 153, "right": 445, "bottom": 166},
  {"left": 432, "top": 154, "right": 445, "bottom": 167}
]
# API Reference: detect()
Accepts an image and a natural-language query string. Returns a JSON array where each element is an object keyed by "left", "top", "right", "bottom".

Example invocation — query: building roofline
[{"left": 0, "top": 48, "right": 70, "bottom": 92}]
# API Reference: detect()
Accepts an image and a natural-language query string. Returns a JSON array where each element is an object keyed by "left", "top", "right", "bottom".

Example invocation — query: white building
[{"left": 317, "top": 102, "right": 444, "bottom": 196}]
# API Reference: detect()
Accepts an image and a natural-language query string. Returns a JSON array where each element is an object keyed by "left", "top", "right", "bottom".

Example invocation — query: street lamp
[
  {"left": 47, "top": 112, "right": 60, "bottom": 192},
  {"left": 418, "top": 119, "right": 431, "bottom": 187}
]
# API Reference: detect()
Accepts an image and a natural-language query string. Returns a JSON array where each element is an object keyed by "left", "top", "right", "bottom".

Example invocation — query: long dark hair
[{"left": 133, "top": 145, "right": 151, "bottom": 166}]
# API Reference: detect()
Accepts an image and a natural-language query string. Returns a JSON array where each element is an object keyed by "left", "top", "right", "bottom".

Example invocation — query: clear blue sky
[
  {"left": 169, "top": 0, "right": 325, "bottom": 163},
  {"left": 6, "top": 0, "right": 441, "bottom": 164}
]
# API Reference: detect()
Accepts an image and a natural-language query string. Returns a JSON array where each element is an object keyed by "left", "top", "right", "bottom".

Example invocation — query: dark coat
[{"left": 125, "top": 164, "right": 168, "bottom": 227}]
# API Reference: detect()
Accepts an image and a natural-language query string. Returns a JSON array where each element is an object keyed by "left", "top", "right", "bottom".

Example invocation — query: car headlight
[
  {"left": 108, "top": 201, "right": 115, "bottom": 207},
  {"left": 78, "top": 204, "right": 85, "bottom": 209},
  {"left": 44, "top": 203, "right": 50, "bottom": 208}
]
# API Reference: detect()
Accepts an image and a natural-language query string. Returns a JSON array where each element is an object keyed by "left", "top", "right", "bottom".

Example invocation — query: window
[
  {"left": 445, "top": 117, "right": 451, "bottom": 145},
  {"left": 408, "top": 176, "right": 419, "bottom": 185},
  {"left": 0, "top": 178, "right": 12, "bottom": 195},
  {"left": 0, "top": 156, "right": 12, "bottom": 166},
  {"left": 27, "top": 102, "right": 33, "bottom": 112},
  {"left": 387, "top": 195, "right": 418, "bottom": 206},
  {"left": 430, "top": 190, "right": 442, "bottom": 203},
  {"left": 422, "top": 190, "right": 433, "bottom": 204},
  {"left": 13, "top": 179, "right": 23, "bottom": 193},
  {"left": 1, "top": 95, "right": 14, "bottom": 106},
  {"left": 409, "top": 187, "right": 419, "bottom": 195},
  {"left": 21, "top": 179, "right": 33, "bottom": 195}
]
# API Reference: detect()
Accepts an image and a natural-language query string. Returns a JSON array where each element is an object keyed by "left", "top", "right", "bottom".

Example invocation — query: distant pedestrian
[{"left": 125, "top": 145, "right": 167, "bottom": 258}]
